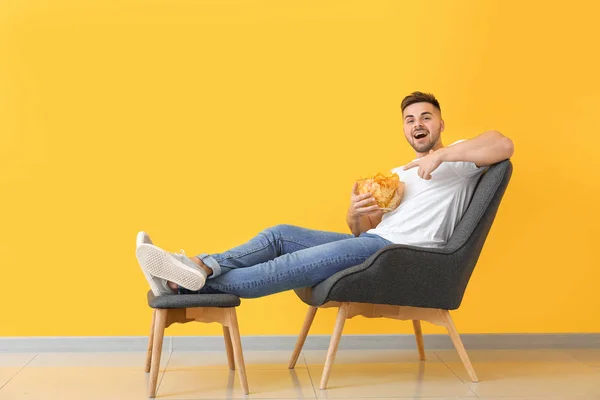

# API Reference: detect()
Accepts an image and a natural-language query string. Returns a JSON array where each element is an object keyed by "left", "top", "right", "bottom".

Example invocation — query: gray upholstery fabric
[
  {"left": 147, "top": 291, "right": 241, "bottom": 309},
  {"left": 294, "top": 160, "right": 513, "bottom": 310}
]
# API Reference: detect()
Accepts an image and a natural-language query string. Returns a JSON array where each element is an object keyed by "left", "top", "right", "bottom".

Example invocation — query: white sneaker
[
  {"left": 136, "top": 232, "right": 175, "bottom": 296},
  {"left": 136, "top": 241, "right": 207, "bottom": 293}
]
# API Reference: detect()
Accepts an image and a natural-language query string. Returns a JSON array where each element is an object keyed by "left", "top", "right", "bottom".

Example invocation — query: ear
[{"left": 440, "top": 119, "right": 445, "bottom": 132}]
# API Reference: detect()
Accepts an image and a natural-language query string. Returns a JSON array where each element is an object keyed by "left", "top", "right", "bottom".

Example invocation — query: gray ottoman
[{"left": 145, "top": 291, "right": 249, "bottom": 398}]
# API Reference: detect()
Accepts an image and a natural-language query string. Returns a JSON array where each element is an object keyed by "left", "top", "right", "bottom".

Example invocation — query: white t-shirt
[{"left": 367, "top": 142, "right": 488, "bottom": 248}]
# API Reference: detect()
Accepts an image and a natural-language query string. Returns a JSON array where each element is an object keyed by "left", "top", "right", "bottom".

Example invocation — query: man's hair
[{"left": 401, "top": 92, "right": 441, "bottom": 114}]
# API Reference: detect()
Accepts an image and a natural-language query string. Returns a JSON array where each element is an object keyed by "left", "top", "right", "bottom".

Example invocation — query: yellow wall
[{"left": 1, "top": 0, "right": 598, "bottom": 337}]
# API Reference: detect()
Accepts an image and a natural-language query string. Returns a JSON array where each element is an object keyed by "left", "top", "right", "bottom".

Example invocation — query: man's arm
[
  {"left": 404, "top": 130, "right": 514, "bottom": 180},
  {"left": 346, "top": 209, "right": 384, "bottom": 237},
  {"left": 346, "top": 183, "right": 404, "bottom": 236},
  {"left": 436, "top": 130, "right": 514, "bottom": 167},
  {"left": 346, "top": 182, "right": 384, "bottom": 236}
]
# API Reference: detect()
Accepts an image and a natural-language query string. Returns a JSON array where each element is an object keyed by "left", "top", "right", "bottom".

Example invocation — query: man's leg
[
  {"left": 192, "top": 233, "right": 392, "bottom": 298},
  {"left": 197, "top": 224, "right": 355, "bottom": 279},
  {"left": 138, "top": 224, "right": 353, "bottom": 294}
]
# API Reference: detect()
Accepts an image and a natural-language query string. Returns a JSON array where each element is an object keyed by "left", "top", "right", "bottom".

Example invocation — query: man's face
[{"left": 403, "top": 102, "right": 444, "bottom": 154}]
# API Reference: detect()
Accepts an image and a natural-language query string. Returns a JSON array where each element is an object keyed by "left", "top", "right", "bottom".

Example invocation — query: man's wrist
[
  {"left": 436, "top": 146, "right": 451, "bottom": 162},
  {"left": 346, "top": 213, "right": 356, "bottom": 226},
  {"left": 346, "top": 211, "right": 358, "bottom": 221}
]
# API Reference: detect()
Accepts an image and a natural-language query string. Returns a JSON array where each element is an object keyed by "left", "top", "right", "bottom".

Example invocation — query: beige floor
[{"left": 0, "top": 348, "right": 599, "bottom": 399}]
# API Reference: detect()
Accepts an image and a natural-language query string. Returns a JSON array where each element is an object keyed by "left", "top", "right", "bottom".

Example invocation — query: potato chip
[{"left": 356, "top": 172, "right": 401, "bottom": 209}]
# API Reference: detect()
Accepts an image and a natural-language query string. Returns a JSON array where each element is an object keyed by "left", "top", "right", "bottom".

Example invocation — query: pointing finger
[{"left": 403, "top": 161, "right": 418, "bottom": 170}]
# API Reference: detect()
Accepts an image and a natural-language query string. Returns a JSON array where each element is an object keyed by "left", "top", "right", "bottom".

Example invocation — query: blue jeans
[{"left": 179, "top": 224, "right": 392, "bottom": 298}]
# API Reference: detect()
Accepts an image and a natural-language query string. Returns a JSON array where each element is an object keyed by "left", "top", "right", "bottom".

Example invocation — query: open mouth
[{"left": 414, "top": 131, "right": 428, "bottom": 139}]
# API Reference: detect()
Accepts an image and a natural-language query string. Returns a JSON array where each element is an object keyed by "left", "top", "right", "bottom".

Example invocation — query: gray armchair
[{"left": 288, "top": 160, "right": 513, "bottom": 389}]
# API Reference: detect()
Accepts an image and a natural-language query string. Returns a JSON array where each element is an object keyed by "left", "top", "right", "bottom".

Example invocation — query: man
[{"left": 135, "top": 92, "right": 514, "bottom": 298}]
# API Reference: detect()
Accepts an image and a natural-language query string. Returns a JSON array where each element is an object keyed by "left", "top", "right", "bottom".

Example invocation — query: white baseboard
[{"left": 1, "top": 334, "right": 599, "bottom": 352}]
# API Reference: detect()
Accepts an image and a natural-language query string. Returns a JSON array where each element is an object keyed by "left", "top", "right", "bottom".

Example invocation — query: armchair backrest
[
  {"left": 444, "top": 159, "right": 513, "bottom": 296},
  {"left": 447, "top": 160, "right": 512, "bottom": 250}
]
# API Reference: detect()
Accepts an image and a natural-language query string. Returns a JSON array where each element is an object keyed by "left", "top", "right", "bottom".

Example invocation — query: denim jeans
[{"left": 178, "top": 224, "right": 392, "bottom": 298}]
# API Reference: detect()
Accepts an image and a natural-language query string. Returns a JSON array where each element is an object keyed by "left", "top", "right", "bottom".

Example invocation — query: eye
[
  {"left": 406, "top": 119, "right": 414, "bottom": 124},
  {"left": 424, "top": 116, "right": 431, "bottom": 120}
]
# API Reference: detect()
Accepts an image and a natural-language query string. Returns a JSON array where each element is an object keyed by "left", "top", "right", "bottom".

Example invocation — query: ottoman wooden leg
[
  {"left": 226, "top": 308, "right": 249, "bottom": 395},
  {"left": 145, "top": 309, "right": 156, "bottom": 373},
  {"left": 148, "top": 309, "right": 167, "bottom": 398},
  {"left": 223, "top": 326, "right": 235, "bottom": 370}
]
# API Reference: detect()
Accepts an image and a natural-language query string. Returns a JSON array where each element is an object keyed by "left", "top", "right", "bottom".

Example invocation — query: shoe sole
[
  {"left": 136, "top": 231, "right": 162, "bottom": 296},
  {"left": 136, "top": 243, "right": 206, "bottom": 291}
]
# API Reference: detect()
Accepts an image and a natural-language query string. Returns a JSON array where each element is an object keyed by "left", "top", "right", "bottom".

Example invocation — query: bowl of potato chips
[{"left": 356, "top": 172, "right": 403, "bottom": 210}]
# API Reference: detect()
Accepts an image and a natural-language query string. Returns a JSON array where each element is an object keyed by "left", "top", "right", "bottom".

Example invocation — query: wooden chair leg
[
  {"left": 289, "top": 306, "right": 318, "bottom": 369},
  {"left": 226, "top": 308, "right": 249, "bottom": 395},
  {"left": 439, "top": 310, "right": 478, "bottom": 382},
  {"left": 148, "top": 309, "right": 168, "bottom": 398},
  {"left": 319, "top": 302, "right": 349, "bottom": 390},
  {"left": 223, "top": 326, "right": 235, "bottom": 370},
  {"left": 412, "top": 320, "right": 426, "bottom": 361},
  {"left": 145, "top": 309, "right": 156, "bottom": 373}
]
